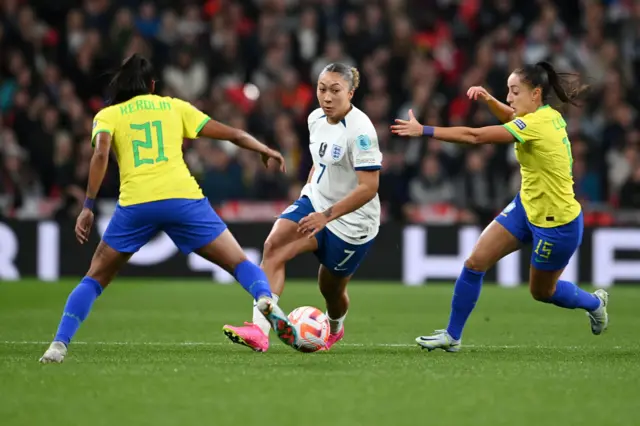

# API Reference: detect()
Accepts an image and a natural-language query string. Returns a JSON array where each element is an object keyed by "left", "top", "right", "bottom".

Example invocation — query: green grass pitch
[{"left": 1, "top": 280, "right": 639, "bottom": 426}]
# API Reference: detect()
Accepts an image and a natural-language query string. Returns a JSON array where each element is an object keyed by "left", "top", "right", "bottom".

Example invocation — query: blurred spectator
[
  {"left": 163, "top": 49, "right": 208, "bottom": 101},
  {"left": 409, "top": 155, "right": 455, "bottom": 205},
  {"left": 456, "top": 150, "right": 502, "bottom": 225},
  {"left": 0, "top": 0, "right": 639, "bottom": 223},
  {"left": 620, "top": 167, "right": 640, "bottom": 209},
  {"left": 573, "top": 156, "right": 603, "bottom": 204},
  {"left": 201, "top": 142, "right": 247, "bottom": 206}
]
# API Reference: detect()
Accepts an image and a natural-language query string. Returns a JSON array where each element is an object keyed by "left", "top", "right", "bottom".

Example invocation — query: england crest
[{"left": 331, "top": 144, "right": 342, "bottom": 160}]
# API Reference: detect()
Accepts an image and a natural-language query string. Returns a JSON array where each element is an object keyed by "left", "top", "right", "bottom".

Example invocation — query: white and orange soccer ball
[{"left": 288, "top": 306, "right": 330, "bottom": 353}]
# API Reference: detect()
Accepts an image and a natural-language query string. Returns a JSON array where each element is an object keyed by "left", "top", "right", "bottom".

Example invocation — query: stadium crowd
[{"left": 1, "top": 0, "right": 639, "bottom": 223}]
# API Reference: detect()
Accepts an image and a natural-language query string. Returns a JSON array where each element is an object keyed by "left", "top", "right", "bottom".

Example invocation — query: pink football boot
[
  {"left": 222, "top": 322, "right": 269, "bottom": 352},
  {"left": 319, "top": 327, "right": 344, "bottom": 351}
]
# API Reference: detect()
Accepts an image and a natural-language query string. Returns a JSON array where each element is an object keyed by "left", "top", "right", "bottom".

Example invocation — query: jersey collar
[{"left": 320, "top": 104, "right": 353, "bottom": 127}]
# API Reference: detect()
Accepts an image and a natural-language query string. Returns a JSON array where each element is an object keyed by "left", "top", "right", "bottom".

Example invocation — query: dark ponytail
[
  {"left": 515, "top": 61, "right": 589, "bottom": 108},
  {"left": 107, "top": 54, "right": 155, "bottom": 105}
]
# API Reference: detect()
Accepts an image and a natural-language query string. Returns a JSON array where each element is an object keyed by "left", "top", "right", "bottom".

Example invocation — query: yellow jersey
[
  {"left": 503, "top": 105, "right": 581, "bottom": 228},
  {"left": 91, "top": 94, "right": 210, "bottom": 206}
]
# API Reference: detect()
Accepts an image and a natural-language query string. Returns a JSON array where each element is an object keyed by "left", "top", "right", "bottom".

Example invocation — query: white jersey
[{"left": 301, "top": 106, "right": 382, "bottom": 245}]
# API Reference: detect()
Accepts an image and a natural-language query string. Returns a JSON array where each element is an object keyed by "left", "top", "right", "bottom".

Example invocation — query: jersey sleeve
[
  {"left": 173, "top": 98, "right": 211, "bottom": 139},
  {"left": 350, "top": 127, "right": 382, "bottom": 171},
  {"left": 503, "top": 116, "right": 539, "bottom": 144},
  {"left": 91, "top": 109, "right": 116, "bottom": 147},
  {"left": 307, "top": 108, "right": 324, "bottom": 134}
]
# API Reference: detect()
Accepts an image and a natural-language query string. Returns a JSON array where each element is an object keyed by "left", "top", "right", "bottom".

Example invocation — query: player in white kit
[{"left": 222, "top": 63, "right": 382, "bottom": 352}]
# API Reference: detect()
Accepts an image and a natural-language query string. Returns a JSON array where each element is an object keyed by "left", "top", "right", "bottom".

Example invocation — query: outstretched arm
[
  {"left": 428, "top": 125, "right": 515, "bottom": 145},
  {"left": 390, "top": 109, "right": 516, "bottom": 145},
  {"left": 467, "top": 86, "right": 515, "bottom": 124},
  {"left": 485, "top": 97, "right": 515, "bottom": 124},
  {"left": 198, "top": 119, "right": 286, "bottom": 172}
]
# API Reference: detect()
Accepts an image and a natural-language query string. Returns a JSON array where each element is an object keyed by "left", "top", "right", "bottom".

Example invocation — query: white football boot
[
  {"left": 416, "top": 329, "right": 461, "bottom": 352},
  {"left": 39, "top": 341, "right": 68, "bottom": 364},
  {"left": 586, "top": 289, "right": 609, "bottom": 335}
]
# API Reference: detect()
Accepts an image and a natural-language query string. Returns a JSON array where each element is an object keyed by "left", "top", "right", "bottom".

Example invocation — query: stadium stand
[{"left": 1, "top": 0, "right": 639, "bottom": 224}]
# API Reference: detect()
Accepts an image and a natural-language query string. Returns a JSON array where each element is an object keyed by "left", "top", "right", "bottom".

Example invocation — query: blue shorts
[
  {"left": 103, "top": 198, "right": 227, "bottom": 254},
  {"left": 495, "top": 193, "right": 583, "bottom": 271},
  {"left": 279, "top": 196, "right": 374, "bottom": 277}
]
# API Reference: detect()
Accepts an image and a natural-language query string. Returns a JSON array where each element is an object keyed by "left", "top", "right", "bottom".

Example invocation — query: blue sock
[
  {"left": 233, "top": 260, "right": 272, "bottom": 301},
  {"left": 54, "top": 277, "right": 103, "bottom": 346},
  {"left": 446, "top": 267, "right": 485, "bottom": 340},
  {"left": 546, "top": 280, "right": 601, "bottom": 311}
]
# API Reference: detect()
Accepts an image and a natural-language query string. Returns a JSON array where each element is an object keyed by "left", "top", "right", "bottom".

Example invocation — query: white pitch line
[
  {"left": 0, "top": 341, "right": 623, "bottom": 350},
  {"left": 3, "top": 340, "right": 408, "bottom": 347}
]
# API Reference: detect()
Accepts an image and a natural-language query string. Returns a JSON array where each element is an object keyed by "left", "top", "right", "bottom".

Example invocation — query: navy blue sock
[
  {"left": 54, "top": 277, "right": 103, "bottom": 346},
  {"left": 446, "top": 267, "right": 485, "bottom": 340},
  {"left": 233, "top": 260, "right": 272, "bottom": 300},
  {"left": 546, "top": 280, "right": 600, "bottom": 311}
]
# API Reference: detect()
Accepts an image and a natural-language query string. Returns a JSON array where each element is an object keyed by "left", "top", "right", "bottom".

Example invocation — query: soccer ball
[{"left": 288, "top": 306, "right": 330, "bottom": 353}]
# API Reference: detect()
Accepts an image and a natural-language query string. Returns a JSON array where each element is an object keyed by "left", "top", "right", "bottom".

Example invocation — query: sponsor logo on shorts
[
  {"left": 502, "top": 202, "right": 516, "bottom": 216},
  {"left": 282, "top": 205, "right": 298, "bottom": 215}
]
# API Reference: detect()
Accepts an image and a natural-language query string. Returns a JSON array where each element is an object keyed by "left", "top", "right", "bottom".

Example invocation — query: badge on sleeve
[
  {"left": 356, "top": 134, "right": 372, "bottom": 150},
  {"left": 93, "top": 120, "right": 97, "bottom": 129},
  {"left": 513, "top": 119, "right": 526, "bottom": 130}
]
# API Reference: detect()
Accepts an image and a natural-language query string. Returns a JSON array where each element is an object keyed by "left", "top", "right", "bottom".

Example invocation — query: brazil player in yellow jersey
[
  {"left": 391, "top": 61, "right": 609, "bottom": 352},
  {"left": 40, "top": 54, "right": 299, "bottom": 363}
]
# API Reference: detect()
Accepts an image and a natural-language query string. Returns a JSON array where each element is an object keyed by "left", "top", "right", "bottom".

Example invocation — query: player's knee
[
  {"left": 464, "top": 255, "right": 489, "bottom": 273},
  {"left": 262, "top": 238, "right": 285, "bottom": 266},
  {"left": 530, "top": 284, "right": 555, "bottom": 301},
  {"left": 262, "top": 239, "right": 276, "bottom": 259},
  {"left": 85, "top": 269, "right": 111, "bottom": 289}
]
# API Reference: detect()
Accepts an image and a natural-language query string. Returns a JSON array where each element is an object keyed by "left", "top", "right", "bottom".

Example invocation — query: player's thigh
[
  {"left": 93, "top": 202, "right": 158, "bottom": 286},
  {"left": 195, "top": 229, "right": 250, "bottom": 274},
  {"left": 469, "top": 194, "right": 532, "bottom": 271},
  {"left": 529, "top": 212, "right": 584, "bottom": 299},
  {"left": 467, "top": 220, "right": 523, "bottom": 271},
  {"left": 86, "top": 241, "right": 133, "bottom": 288},
  {"left": 263, "top": 196, "right": 321, "bottom": 262},
  {"left": 163, "top": 198, "right": 228, "bottom": 256},
  {"left": 102, "top": 202, "right": 160, "bottom": 255},
  {"left": 315, "top": 229, "right": 373, "bottom": 280},
  {"left": 263, "top": 218, "right": 317, "bottom": 261}
]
